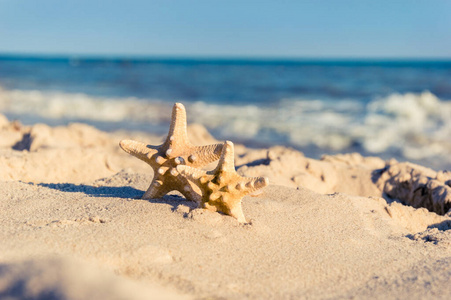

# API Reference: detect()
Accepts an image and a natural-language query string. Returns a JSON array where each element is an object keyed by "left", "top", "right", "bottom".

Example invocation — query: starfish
[
  {"left": 177, "top": 141, "right": 269, "bottom": 223},
  {"left": 119, "top": 103, "right": 223, "bottom": 202}
]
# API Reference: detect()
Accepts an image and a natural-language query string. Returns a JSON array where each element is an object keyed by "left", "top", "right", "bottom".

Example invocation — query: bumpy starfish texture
[
  {"left": 177, "top": 141, "right": 269, "bottom": 223},
  {"left": 119, "top": 103, "right": 223, "bottom": 202}
]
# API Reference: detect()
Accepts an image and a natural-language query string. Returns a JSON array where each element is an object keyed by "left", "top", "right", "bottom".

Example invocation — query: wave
[
  {"left": 1, "top": 87, "right": 450, "bottom": 166},
  {"left": 0, "top": 87, "right": 174, "bottom": 123},
  {"left": 188, "top": 92, "right": 451, "bottom": 162},
  {"left": 363, "top": 92, "right": 451, "bottom": 159}
]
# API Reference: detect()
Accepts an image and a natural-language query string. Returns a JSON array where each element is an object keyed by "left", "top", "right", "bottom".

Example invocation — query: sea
[{"left": 0, "top": 55, "right": 450, "bottom": 170}]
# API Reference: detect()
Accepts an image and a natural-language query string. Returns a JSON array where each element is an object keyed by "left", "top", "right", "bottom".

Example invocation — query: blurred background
[{"left": 0, "top": 0, "right": 450, "bottom": 169}]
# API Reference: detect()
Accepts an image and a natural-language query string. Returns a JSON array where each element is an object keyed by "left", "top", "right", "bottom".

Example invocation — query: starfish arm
[
  {"left": 238, "top": 176, "right": 269, "bottom": 195},
  {"left": 119, "top": 140, "right": 158, "bottom": 164},
  {"left": 142, "top": 180, "right": 171, "bottom": 200},
  {"left": 176, "top": 165, "right": 209, "bottom": 186},
  {"left": 164, "top": 103, "right": 189, "bottom": 149},
  {"left": 179, "top": 185, "right": 202, "bottom": 203},
  {"left": 190, "top": 143, "right": 224, "bottom": 167},
  {"left": 228, "top": 202, "right": 247, "bottom": 223},
  {"left": 214, "top": 141, "right": 236, "bottom": 173},
  {"left": 207, "top": 193, "right": 247, "bottom": 223}
]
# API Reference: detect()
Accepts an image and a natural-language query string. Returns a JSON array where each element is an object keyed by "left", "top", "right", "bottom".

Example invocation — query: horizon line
[{"left": 1, "top": 52, "right": 451, "bottom": 63}]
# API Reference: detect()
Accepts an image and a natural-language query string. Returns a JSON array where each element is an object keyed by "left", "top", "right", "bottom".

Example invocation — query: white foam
[
  {"left": 0, "top": 87, "right": 171, "bottom": 123},
  {"left": 1, "top": 87, "right": 450, "bottom": 165},
  {"left": 362, "top": 91, "right": 451, "bottom": 159},
  {"left": 187, "top": 92, "right": 451, "bottom": 164},
  {"left": 188, "top": 99, "right": 362, "bottom": 151}
]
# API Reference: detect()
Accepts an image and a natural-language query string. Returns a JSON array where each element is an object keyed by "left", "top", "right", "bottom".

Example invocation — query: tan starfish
[
  {"left": 177, "top": 141, "right": 269, "bottom": 223},
  {"left": 119, "top": 103, "right": 223, "bottom": 201}
]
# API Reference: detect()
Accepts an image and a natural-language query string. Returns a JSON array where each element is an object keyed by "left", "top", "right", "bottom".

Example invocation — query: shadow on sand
[
  {"left": 36, "top": 183, "right": 197, "bottom": 211},
  {"left": 37, "top": 183, "right": 144, "bottom": 199}
]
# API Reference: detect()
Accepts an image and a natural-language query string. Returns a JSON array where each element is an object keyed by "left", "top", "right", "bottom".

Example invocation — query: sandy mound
[
  {"left": 0, "top": 116, "right": 219, "bottom": 183},
  {"left": 236, "top": 146, "right": 385, "bottom": 196}
]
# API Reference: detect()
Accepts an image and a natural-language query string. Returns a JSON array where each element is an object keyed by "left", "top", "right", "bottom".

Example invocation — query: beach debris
[
  {"left": 119, "top": 103, "right": 223, "bottom": 202},
  {"left": 375, "top": 161, "right": 451, "bottom": 215},
  {"left": 177, "top": 141, "right": 269, "bottom": 223}
]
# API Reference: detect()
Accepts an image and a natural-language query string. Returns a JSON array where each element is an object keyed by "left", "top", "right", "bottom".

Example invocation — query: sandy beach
[{"left": 0, "top": 113, "right": 450, "bottom": 299}]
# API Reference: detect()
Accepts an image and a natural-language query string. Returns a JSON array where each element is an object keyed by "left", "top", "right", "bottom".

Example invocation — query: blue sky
[{"left": 0, "top": 0, "right": 450, "bottom": 58}]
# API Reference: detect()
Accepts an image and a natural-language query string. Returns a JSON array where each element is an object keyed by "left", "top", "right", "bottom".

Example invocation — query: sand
[{"left": 0, "top": 114, "right": 450, "bottom": 299}]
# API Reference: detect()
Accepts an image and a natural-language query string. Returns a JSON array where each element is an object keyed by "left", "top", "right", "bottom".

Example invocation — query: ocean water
[{"left": 1, "top": 55, "right": 450, "bottom": 170}]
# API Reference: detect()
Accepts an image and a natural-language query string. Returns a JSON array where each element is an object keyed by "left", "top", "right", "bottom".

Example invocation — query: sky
[{"left": 0, "top": 0, "right": 450, "bottom": 58}]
